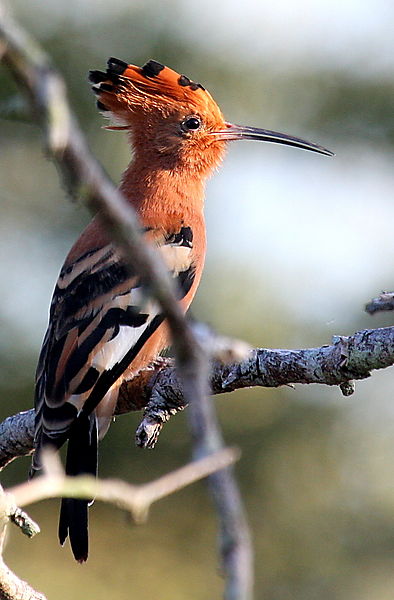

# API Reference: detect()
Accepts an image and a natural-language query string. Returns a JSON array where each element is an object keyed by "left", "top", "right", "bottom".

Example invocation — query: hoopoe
[{"left": 31, "top": 57, "right": 333, "bottom": 562}]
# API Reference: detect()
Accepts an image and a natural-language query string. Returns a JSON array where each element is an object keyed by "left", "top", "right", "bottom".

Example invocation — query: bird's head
[{"left": 89, "top": 58, "right": 333, "bottom": 177}]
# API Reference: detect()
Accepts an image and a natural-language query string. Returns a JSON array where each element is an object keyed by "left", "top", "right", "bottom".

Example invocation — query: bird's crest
[{"left": 89, "top": 58, "right": 223, "bottom": 127}]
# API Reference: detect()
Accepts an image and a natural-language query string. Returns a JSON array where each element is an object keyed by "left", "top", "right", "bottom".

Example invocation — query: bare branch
[
  {"left": 0, "top": 411, "right": 35, "bottom": 469},
  {"left": 136, "top": 325, "right": 394, "bottom": 446},
  {"left": 0, "top": 448, "right": 238, "bottom": 600},
  {"left": 366, "top": 291, "right": 394, "bottom": 315},
  {"left": 2, "top": 325, "right": 393, "bottom": 465},
  {"left": 8, "top": 447, "right": 239, "bottom": 523},
  {"left": 9, "top": 507, "right": 40, "bottom": 539},
  {"left": 212, "top": 326, "right": 394, "bottom": 390},
  {"left": 0, "top": 561, "right": 46, "bottom": 600},
  {"left": 0, "top": 486, "right": 46, "bottom": 600}
]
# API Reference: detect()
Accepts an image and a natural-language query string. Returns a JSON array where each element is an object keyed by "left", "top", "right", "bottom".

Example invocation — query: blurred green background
[{"left": 2, "top": 0, "right": 394, "bottom": 598}]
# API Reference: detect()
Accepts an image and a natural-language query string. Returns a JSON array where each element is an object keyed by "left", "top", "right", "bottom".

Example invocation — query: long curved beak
[{"left": 212, "top": 122, "right": 334, "bottom": 156}]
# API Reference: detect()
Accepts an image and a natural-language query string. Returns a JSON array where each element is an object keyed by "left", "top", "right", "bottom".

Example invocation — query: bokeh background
[{"left": 2, "top": 1, "right": 394, "bottom": 598}]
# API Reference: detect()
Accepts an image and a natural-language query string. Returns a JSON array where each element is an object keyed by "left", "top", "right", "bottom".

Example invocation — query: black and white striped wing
[{"left": 32, "top": 227, "right": 195, "bottom": 471}]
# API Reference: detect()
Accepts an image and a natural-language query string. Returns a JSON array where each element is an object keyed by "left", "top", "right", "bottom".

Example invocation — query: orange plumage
[{"left": 31, "top": 57, "right": 332, "bottom": 562}]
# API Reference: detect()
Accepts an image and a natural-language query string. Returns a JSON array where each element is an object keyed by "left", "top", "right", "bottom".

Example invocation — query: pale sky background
[{"left": 21, "top": 0, "right": 394, "bottom": 75}]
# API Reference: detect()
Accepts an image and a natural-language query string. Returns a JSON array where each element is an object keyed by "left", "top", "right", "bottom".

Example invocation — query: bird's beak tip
[{"left": 215, "top": 122, "right": 334, "bottom": 157}]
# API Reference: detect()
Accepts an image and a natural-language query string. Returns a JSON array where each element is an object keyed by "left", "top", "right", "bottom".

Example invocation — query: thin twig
[
  {"left": 8, "top": 448, "right": 240, "bottom": 524},
  {"left": 0, "top": 411, "right": 35, "bottom": 469},
  {"left": 0, "top": 485, "right": 46, "bottom": 600},
  {"left": 9, "top": 507, "right": 40, "bottom": 538}
]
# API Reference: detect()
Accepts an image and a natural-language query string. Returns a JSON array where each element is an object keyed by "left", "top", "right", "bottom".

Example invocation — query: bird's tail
[{"left": 58, "top": 413, "right": 98, "bottom": 563}]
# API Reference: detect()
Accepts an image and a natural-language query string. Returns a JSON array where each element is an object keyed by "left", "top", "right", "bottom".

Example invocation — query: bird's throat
[{"left": 119, "top": 159, "right": 206, "bottom": 222}]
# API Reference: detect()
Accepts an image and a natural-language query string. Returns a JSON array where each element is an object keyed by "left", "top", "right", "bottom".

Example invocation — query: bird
[{"left": 30, "top": 57, "right": 333, "bottom": 562}]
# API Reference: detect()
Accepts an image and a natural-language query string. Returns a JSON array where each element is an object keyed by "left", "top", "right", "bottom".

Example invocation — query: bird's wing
[{"left": 33, "top": 225, "right": 195, "bottom": 458}]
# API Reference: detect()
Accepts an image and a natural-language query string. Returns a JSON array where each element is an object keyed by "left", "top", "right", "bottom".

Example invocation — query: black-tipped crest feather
[
  {"left": 88, "top": 70, "right": 107, "bottom": 84},
  {"left": 107, "top": 57, "right": 128, "bottom": 75}
]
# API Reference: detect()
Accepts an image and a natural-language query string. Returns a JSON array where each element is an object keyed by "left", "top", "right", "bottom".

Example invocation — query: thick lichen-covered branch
[
  {"left": 2, "top": 325, "right": 393, "bottom": 468},
  {"left": 366, "top": 291, "right": 394, "bottom": 315},
  {"left": 128, "top": 325, "right": 394, "bottom": 446}
]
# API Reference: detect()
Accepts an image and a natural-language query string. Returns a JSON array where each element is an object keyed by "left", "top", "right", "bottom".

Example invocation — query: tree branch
[
  {"left": 366, "top": 291, "right": 394, "bottom": 314},
  {"left": 132, "top": 325, "right": 394, "bottom": 446},
  {"left": 0, "top": 485, "right": 45, "bottom": 600},
  {"left": 1, "top": 323, "right": 392, "bottom": 598},
  {"left": 0, "top": 411, "right": 35, "bottom": 469},
  {"left": 2, "top": 325, "right": 393, "bottom": 468},
  {"left": 0, "top": 448, "right": 238, "bottom": 600},
  {"left": 9, "top": 448, "right": 240, "bottom": 523}
]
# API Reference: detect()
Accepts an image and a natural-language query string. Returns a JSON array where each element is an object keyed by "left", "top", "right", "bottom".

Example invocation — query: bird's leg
[{"left": 135, "top": 363, "right": 186, "bottom": 449}]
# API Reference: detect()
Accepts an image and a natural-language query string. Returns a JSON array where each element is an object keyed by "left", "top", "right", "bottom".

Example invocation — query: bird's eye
[{"left": 181, "top": 116, "right": 202, "bottom": 132}]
